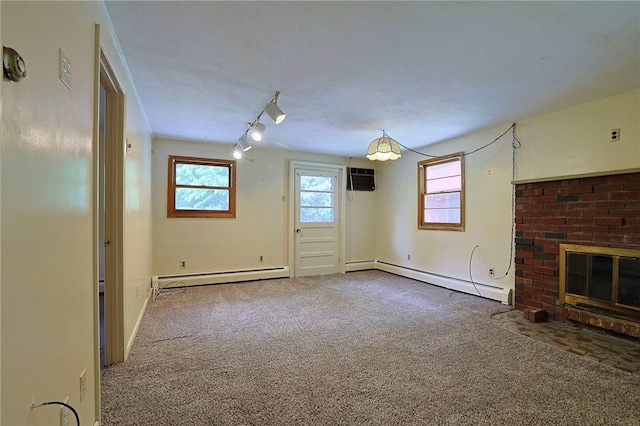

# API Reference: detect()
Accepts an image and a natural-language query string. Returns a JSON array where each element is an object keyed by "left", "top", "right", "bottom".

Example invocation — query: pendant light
[{"left": 366, "top": 131, "right": 401, "bottom": 161}]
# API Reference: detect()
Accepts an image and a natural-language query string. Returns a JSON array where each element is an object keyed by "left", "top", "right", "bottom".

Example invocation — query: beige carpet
[{"left": 101, "top": 271, "right": 640, "bottom": 425}]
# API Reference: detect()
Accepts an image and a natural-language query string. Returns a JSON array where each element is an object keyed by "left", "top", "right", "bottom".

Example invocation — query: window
[
  {"left": 167, "top": 155, "right": 236, "bottom": 218},
  {"left": 299, "top": 174, "right": 335, "bottom": 223},
  {"left": 418, "top": 152, "right": 464, "bottom": 231}
]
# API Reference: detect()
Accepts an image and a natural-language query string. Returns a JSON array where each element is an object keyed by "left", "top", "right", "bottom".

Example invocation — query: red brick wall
[{"left": 514, "top": 172, "right": 640, "bottom": 320}]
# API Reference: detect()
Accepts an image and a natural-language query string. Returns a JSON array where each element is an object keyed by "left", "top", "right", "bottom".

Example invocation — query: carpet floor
[{"left": 101, "top": 271, "right": 640, "bottom": 425}]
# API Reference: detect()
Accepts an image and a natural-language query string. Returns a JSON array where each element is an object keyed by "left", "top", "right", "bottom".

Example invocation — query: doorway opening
[{"left": 98, "top": 48, "right": 125, "bottom": 368}]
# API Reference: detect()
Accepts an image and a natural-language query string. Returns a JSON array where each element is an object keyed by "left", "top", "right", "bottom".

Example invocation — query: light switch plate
[{"left": 59, "top": 49, "right": 72, "bottom": 90}]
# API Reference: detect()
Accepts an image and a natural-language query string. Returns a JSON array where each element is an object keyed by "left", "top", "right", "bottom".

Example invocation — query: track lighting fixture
[
  {"left": 232, "top": 91, "right": 286, "bottom": 158},
  {"left": 233, "top": 143, "right": 243, "bottom": 159},
  {"left": 264, "top": 91, "right": 286, "bottom": 124},
  {"left": 233, "top": 135, "right": 253, "bottom": 159},
  {"left": 237, "top": 135, "right": 252, "bottom": 152},
  {"left": 366, "top": 131, "right": 401, "bottom": 161},
  {"left": 249, "top": 120, "right": 266, "bottom": 142}
]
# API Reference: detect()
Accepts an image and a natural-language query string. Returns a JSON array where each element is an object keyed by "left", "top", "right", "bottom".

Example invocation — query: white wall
[
  {"left": 375, "top": 89, "right": 640, "bottom": 297},
  {"left": 516, "top": 89, "right": 639, "bottom": 181},
  {"left": 1, "top": 2, "right": 152, "bottom": 425},
  {"left": 152, "top": 138, "right": 376, "bottom": 276}
]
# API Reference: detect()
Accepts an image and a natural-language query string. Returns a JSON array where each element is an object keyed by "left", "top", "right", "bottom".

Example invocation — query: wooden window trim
[
  {"left": 417, "top": 152, "right": 465, "bottom": 231},
  {"left": 167, "top": 155, "right": 236, "bottom": 218}
]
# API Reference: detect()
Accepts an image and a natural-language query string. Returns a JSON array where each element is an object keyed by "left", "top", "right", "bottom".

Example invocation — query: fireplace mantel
[{"left": 512, "top": 168, "right": 640, "bottom": 185}]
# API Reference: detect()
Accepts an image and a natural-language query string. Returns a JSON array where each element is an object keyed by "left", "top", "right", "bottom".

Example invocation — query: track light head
[
  {"left": 233, "top": 143, "right": 243, "bottom": 159},
  {"left": 265, "top": 92, "right": 286, "bottom": 124},
  {"left": 249, "top": 121, "right": 266, "bottom": 142},
  {"left": 237, "top": 135, "right": 252, "bottom": 152}
]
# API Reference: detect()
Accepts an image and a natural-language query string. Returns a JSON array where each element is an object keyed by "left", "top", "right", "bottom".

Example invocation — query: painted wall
[
  {"left": 375, "top": 89, "right": 640, "bottom": 296},
  {"left": 516, "top": 89, "right": 639, "bottom": 181},
  {"left": 152, "top": 138, "right": 376, "bottom": 276},
  {"left": 1, "top": 2, "right": 152, "bottom": 425}
]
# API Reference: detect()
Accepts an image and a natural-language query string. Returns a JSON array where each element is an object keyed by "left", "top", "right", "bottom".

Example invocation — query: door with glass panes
[{"left": 294, "top": 169, "right": 339, "bottom": 276}]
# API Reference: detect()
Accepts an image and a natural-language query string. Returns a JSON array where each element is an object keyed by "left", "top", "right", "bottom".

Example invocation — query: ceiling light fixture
[
  {"left": 233, "top": 143, "right": 244, "bottom": 159},
  {"left": 366, "top": 131, "right": 401, "bottom": 161},
  {"left": 237, "top": 135, "right": 252, "bottom": 152},
  {"left": 232, "top": 91, "right": 286, "bottom": 158},
  {"left": 264, "top": 91, "right": 286, "bottom": 124},
  {"left": 249, "top": 120, "right": 266, "bottom": 142}
]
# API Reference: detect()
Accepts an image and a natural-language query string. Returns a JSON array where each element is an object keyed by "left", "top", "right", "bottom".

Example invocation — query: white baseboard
[
  {"left": 126, "top": 289, "right": 150, "bottom": 359},
  {"left": 157, "top": 267, "right": 290, "bottom": 288},
  {"left": 375, "top": 261, "right": 512, "bottom": 305},
  {"left": 346, "top": 261, "right": 376, "bottom": 272}
]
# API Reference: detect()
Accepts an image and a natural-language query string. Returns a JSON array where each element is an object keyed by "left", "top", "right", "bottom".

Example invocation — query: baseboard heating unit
[
  {"left": 375, "top": 261, "right": 512, "bottom": 305},
  {"left": 156, "top": 267, "right": 290, "bottom": 288},
  {"left": 346, "top": 260, "right": 376, "bottom": 272}
]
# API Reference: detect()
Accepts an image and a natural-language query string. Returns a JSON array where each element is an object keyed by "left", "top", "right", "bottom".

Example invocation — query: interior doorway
[
  {"left": 98, "top": 81, "right": 107, "bottom": 368},
  {"left": 98, "top": 48, "right": 125, "bottom": 368}
]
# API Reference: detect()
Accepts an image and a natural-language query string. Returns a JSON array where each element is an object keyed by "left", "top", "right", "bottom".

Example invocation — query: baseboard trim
[
  {"left": 346, "top": 261, "right": 376, "bottom": 272},
  {"left": 157, "top": 267, "right": 290, "bottom": 288},
  {"left": 126, "top": 289, "right": 150, "bottom": 359},
  {"left": 375, "top": 261, "right": 512, "bottom": 305}
]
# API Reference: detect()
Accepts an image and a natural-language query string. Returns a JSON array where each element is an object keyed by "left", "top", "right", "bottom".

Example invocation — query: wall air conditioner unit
[{"left": 346, "top": 167, "right": 375, "bottom": 191}]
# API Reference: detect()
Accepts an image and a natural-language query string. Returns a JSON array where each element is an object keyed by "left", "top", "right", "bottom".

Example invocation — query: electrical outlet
[
  {"left": 60, "top": 397, "right": 69, "bottom": 426},
  {"left": 136, "top": 284, "right": 139, "bottom": 297},
  {"left": 79, "top": 369, "right": 87, "bottom": 402},
  {"left": 489, "top": 268, "right": 495, "bottom": 277},
  {"left": 407, "top": 254, "right": 411, "bottom": 260},
  {"left": 610, "top": 128, "right": 620, "bottom": 142},
  {"left": 180, "top": 260, "right": 186, "bottom": 268},
  {"left": 259, "top": 256, "right": 264, "bottom": 262}
]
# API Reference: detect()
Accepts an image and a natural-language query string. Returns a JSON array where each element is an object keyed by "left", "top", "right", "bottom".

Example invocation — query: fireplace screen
[{"left": 560, "top": 244, "right": 640, "bottom": 320}]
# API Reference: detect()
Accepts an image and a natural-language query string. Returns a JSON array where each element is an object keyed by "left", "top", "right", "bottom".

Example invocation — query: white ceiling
[{"left": 104, "top": 1, "right": 640, "bottom": 157}]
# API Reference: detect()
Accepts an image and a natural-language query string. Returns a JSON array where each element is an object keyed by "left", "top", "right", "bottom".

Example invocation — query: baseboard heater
[
  {"left": 156, "top": 266, "right": 290, "bottom": 288},
  {"left": 375, "top": 261, "right": 512, "bottom": 305},
  {"left": 346, "top": 260, "right": 376, "bottom": 272}
]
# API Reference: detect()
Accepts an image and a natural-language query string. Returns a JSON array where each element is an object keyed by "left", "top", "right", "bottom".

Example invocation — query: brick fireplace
[{"left": 514, "top": 171, "right": 640, "bottom": 337}]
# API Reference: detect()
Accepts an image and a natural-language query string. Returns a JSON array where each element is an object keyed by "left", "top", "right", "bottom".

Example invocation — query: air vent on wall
[{"left": 347, "top": 167, "right": 375, "bottom": 191}]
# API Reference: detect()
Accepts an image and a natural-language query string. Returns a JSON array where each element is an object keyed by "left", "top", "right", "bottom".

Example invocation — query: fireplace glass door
[{"left": 560, "top": 244, "right": 640, "bottom": 320}]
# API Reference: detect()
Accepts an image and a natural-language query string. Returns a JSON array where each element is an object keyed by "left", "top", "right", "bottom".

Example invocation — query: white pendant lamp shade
[
  {"left": 265, "top": 101, "right": 286, "bottom": 124},
  {"left": 366, "top": 131, "right": 401, "bottom": 161},
  {"left": 249, "top": 122, "right": 266, "bottom": 142}
]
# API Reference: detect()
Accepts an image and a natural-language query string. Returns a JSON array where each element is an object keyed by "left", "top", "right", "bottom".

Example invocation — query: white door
[{"left": 294, "top": 169, "right": 340, "bottom": 276}]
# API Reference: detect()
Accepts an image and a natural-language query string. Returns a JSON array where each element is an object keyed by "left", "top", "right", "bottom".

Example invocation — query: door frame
[
  {"left": 288, "top": 161, "right": 346, "bottom": 277},
  {"left": 93, "top": 23, "right": 126, "bottom": 421}
]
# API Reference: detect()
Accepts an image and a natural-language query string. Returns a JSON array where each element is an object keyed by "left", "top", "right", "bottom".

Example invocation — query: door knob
[{"left": 295, "top": 228, "right": 301, "bottom": 233}]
